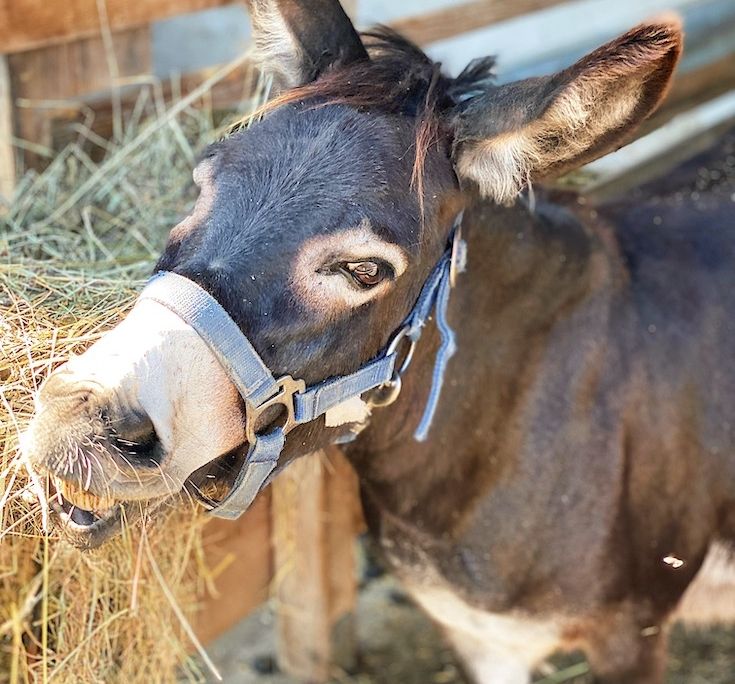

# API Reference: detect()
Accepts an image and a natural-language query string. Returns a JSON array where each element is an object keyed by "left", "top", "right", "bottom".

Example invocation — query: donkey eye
[{"left": 343, "top": 260, "right": 392, "bottom": 288}]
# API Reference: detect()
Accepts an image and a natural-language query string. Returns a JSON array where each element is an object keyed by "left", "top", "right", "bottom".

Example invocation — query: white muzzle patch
[{"left": 53, "top": 299, "right": 245, "bottom": 489}]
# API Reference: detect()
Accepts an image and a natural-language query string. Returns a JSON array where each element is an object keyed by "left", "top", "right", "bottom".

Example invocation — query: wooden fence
[
  {"left": 2, "top": 0, "right": 734, "bottom": 197},
  {"left": 1, "top": 0, "right": 734, "bottom": 680}
]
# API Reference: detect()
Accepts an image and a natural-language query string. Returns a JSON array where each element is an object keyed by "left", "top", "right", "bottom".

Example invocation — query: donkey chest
[
  {"left": 378, "top": 531, "right": 565, "bottom": 665},
  {"left": 674, "top": 542, "right": 735, "bottom": 625},
  {"left": 405, "top": 581, "right": 564, "bottom": 667}
]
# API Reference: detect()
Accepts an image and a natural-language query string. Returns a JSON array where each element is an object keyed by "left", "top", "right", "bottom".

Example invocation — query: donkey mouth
[{"left": 48, "top": 477, "right": 164, "bottom": 550}]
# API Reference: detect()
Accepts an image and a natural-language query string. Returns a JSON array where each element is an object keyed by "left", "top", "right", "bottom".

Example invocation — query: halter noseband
[{"left": 137, "top": 212, "right": 466, "bottom": 519}]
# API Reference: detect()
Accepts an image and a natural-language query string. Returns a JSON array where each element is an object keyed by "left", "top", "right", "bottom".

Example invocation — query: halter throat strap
[{"left": 137, "top": 212, "right": 466, "bottom": 519}]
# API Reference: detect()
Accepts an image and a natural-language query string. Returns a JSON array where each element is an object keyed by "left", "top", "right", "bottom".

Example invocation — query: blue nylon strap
[
  {"left": 405, "top": 254, "right": 451, "bottom": 338},
  {"left": 210, "top": 429, "right": 286, "bottom": 519},
  {"left": 414, "top": 261, "right": 457, "bottom": 441},
  {"left": 292, "top": 243, "right": 456, "bottom": 428},
  {"left": 140, "top": 272, "right": 279, "bottom": 407},
  {"left": 294, "top": 355, "right": 396, "bottom": 423}
]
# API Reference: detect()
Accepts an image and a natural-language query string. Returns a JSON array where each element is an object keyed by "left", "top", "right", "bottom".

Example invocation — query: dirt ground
[{"left": 202, "top": 576, "right": 735, "bottom": 684}]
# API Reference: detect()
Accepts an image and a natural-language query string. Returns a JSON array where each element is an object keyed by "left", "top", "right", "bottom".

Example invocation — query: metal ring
[
  {"left": 386, "top": 327, "right": 409, "bottom": 355},
  {"left": 385, "top": 327, "right": 417, "bottom": 379}
]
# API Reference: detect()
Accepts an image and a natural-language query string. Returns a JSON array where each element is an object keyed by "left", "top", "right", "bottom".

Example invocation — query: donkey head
[{"left": 24, "top": 0, "right": 682, "bottom": 547}]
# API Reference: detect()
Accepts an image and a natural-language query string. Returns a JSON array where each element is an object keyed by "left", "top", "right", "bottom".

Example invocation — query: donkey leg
[{"left": 443, "top": 628, "right": 532, "bottom": 684}]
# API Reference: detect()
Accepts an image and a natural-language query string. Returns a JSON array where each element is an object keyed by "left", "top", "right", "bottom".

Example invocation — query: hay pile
[{"left": 0, "top": 62, "right": 255, "bottom": 682}]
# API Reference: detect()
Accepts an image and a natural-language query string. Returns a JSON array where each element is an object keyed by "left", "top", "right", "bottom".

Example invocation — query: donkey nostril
[
  {"left": 40, "top": 371, "right": 102, "bottom": 407},
  {"left": 110, "top": 410, "right": 159, "bottom": 458}
]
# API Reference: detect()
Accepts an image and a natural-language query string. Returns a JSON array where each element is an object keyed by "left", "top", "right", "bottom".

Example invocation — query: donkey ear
[
  {"left": 249, "top": 0, "right": 368, "bottom": 91},
  {"left": 450, "top": 17, "right": 683, "bottom": 204}
]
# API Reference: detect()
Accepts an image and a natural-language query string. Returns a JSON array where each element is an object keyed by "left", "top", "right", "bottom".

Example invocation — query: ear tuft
[
  {"left": 630, "top": 13, "right": 684, "bottom": 49},
  {"left": 577, "top": 16, "right": 683, "bottom": 97},
  {"left": 455, "top": 133, "right": 537, "bottom": 206}
]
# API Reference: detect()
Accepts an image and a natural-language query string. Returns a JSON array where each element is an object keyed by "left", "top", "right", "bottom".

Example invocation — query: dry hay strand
[{"left": 0, "top": 61, "right": 266, "bottom": 683}]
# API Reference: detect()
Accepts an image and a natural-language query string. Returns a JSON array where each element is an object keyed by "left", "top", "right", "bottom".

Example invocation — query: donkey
[{"left": 24, "top": 0, "right": 735, "bottom": 681}]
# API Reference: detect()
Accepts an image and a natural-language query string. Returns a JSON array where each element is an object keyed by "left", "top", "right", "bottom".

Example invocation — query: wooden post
[
  {"left": 194, "top": 492, "right": 274, "bottom": 646},
  {"left": 0, "top": 56, "right": 15, "bottom": 204},
  {"left": 272, "top": 449, "right": 362, "bottom": 682}
]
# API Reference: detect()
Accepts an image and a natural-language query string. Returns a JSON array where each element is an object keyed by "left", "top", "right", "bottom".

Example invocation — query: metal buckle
[
  {"left": 245, "top": 375, "right": 306, "bottom": 443},
  {"left": 370, "top": 327, "right": 417, "bottom": 408}
]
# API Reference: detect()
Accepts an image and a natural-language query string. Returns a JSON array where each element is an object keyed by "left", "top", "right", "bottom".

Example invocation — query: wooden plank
[
  {"left": 487, "top": 0, "right": 735, "bottom": 84},
  {"left": 9, "top": 26, "right": 152, "bottom": 171},
  {"left": 9, "top": 26, "right": 151, "bottom": 105},
  {"left": 427, "top": 0, "right": 704, "bottom": 78},
  {"left": 0, "top": 0, "right": 233, "bottom": 55},
  {"left": 324, "top": 453, "right": 363, "bottom": 628},
  {"left": 391, "top": 0, "right": 567, "bottom": 46},
  {"left": 272, "top": 450, "right": 361, "bottom": 682},
  {"left": 0, "top": 56, "right": 15, "bottom": 204},
  {"left": 273, "top": 454, "right": 332, "bottom": 682},
  {"left": 195, "top": 492, "right": 273, "bottom": 645}
]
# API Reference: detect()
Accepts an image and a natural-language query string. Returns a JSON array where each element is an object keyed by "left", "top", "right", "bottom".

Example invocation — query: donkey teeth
[{"left": 54, "top": 478, "right": 116, "bottom": 512}]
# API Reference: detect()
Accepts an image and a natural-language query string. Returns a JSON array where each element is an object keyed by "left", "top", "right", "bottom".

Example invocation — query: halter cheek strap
[{"left": 137, "top": 212, "right": 466, "bottom": 519}]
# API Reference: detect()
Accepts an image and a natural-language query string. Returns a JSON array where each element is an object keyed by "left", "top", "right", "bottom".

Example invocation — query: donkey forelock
[{"left": 249, "top": 28, "right": 496, "bottom": 195}]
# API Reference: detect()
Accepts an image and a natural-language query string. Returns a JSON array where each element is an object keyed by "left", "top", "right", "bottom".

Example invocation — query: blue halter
[{"left": 138, "top": 212, "right": 466, "bottom": 519}]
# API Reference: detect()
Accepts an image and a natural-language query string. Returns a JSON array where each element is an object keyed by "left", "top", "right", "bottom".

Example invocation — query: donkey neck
[{"left": 346, "top": 192, "right": 615, "bottom": 535}]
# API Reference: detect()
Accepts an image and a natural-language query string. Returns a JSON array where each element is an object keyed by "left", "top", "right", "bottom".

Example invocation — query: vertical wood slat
[
  {"left": 272, "top": 450, "right": 362, "bottom": 682},
  {"left": 0, "top": 56, "right": 15, "bottom": 204}
]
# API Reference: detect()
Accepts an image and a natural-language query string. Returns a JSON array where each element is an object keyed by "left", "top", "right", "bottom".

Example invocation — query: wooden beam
[
  {"left": 272, "top": 450, "right": 361, "bottom": 682},
  {"left": 419, "top": 0, "right": 716, "bottom": 79},
  {"left": 0, "top": 0, "right": 233, "bottom": 55},
  {"left": 391, "top": 0, "right": 567, "bottom": 47},
  {"left": 0, "top": 56, "right": 15, "bottom": 204}
]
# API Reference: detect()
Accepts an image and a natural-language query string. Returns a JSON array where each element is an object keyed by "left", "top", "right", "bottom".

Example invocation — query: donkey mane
[{"left": 252, "top": 28, "right": 497, "bottom": 196}]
